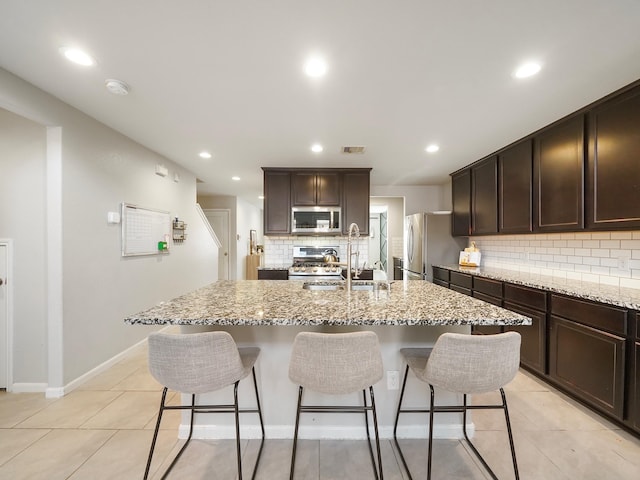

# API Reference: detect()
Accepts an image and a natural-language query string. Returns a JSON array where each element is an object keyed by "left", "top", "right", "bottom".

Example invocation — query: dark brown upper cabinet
[
  {"left": 499, "top": 140, "right": 533, "bottom": 233},
  {"left": 534, "top": 115, "right": 585, "bottom": 232},
  {"left": 471, "top": 156, "right": 498, "bottom": 235},
  {"left": 451, "top": 169, "right": 471, "bottom": 236},
  {"left": 263, "top": 170, "right": 291, "bottom": 235},
  {"left": 342, "top": 170, "right": 370, "bottom": 236},
  {"left": 587, "top": 86, "right": 640, "bottom": 229},
  {"left": 292, "top": 172, "right": 341, "bottom": 206}
]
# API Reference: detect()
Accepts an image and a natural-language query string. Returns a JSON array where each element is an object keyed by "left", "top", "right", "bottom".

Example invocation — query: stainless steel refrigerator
[{"left": 403, "top": 212, "right": 468, "bottom": 281}]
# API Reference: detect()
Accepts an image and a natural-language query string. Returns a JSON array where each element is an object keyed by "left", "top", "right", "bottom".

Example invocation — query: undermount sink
[
  {"left": 302, "top": 280, "right": 391, "bottom": 292},
  {"left": 302, "top": 280, "right": 345, "bottom": 291}
]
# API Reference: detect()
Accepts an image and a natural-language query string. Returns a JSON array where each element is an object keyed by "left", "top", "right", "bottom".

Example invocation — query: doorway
[
  {"left": 369, "top": 208, "right": 388, "bottom": 272},
  {"left": 203, "top": 210, "right": 231, "bottom": 280},
  {"left": 0, "top": 241, "right": 10, "bottom": 390}
]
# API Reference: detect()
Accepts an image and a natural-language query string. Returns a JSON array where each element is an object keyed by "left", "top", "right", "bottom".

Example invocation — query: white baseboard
[
  {"left": 11, "top": 383, "right": 48, "bottom": 393},
  {"left": 179, "top": 422, "right": 474, "bottom": 440},
  {"left": 40, "top": 325, "right": 171, "bottom": 398}
]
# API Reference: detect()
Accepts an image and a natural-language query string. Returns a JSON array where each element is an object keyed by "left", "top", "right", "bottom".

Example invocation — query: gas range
[{"left": 288, "top": 246, "right": 343, "bottom": 279}]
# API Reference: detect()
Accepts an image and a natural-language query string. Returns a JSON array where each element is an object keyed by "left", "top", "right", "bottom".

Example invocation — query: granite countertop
[
  {"left": 258, "top": 265, "right": 290, "bottom": 270},
  {"left": 124, "top": 280, "right": 530, "bottom": 326},
  {"left": 436, "top": 264, "right": 640, "bottom": 310}
]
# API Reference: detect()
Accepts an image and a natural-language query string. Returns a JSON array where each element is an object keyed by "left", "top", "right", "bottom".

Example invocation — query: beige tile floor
[{"left": 1, "top": 339, "right": 639, "bottom": 480}]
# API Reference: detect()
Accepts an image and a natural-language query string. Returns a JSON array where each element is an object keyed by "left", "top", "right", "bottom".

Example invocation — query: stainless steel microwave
[{"left": 291, "top": 206, "right": 341, "bottom": 234}]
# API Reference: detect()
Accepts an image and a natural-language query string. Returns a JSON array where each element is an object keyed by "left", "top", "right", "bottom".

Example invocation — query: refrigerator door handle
[{"left": 407, "top": 223, "right": 414, "bottom": 264}]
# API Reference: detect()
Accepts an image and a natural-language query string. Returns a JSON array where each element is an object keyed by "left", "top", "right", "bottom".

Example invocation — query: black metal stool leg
[
  {"left": 501, "top": 388, "right": 520, "bottom": 480},
  {"left": 393, "top": 364, "right": 413, "bottom": 480},
  {"left": 159, "top": 393, "right": 197, "bottom": 480},
  {"left": 369, "top": 386, "right": 384, "bottom": 480},
  {"left": 289, "top": 386, "right": 304, "bottom": 480},
  {"left": 234, "top": 381, "right": 243, "bottom": 480},
  {"left": 251, "top": 366, "right": 265, "bottom": 480},
  {"left": 427, "top": 385, "right": 435, "bottom": 480},
  {"left": 144, "top": 387, "right": 168, "bottom": 479}
]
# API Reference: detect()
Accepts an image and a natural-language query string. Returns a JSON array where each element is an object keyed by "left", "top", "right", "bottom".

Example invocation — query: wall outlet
[{"left": 387, "top": 370, "right": 400, "bottom": 390}]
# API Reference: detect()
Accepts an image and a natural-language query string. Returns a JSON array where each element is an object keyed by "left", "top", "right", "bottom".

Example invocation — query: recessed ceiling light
[
  {"left": 311, "top": 144, "right": 323, "bottom": 153},
  {"left": 304, "top": 57, "right": 327, "bottom": 77},
  {"left": 232, "top": 176, "right": 241, "bottom": 181},
  {"left": 199, "top": 151, "right": 212, "bottom": 159},
  {"left": 425, "top": 144, "right": 440, "bottom": 153},
  {"left": 513, "top": 62, "right": 541, "bottom": 79},
  {"left": 59, "top": 47, "right": 96, "bottom": 66},
  {"left": 258, "top": 195, "right": 265, "bottom": 200}
]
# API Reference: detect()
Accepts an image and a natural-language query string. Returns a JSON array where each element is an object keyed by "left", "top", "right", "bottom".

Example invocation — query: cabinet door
[
  {"left": 534, "top": 115, "right": 585, "bottom": 231},
  {"left": 549, "top": 315, "right": 625, "bottom": 419},
  {"left": 317, "top": 173, "right": 341, "bottom": 206},
  {"left": 587, "top": 87, "right": 640, "bottom": 229},
  {"left": 292, "top": 172, "right": 317, "bottom": 206},
  {"left": 499, "top": 140, "right": 533, "bottom": 233},
  {"left": 263, "top": 171, "right": 291, "bottom": 235},
  {"left": 503, "top": 302, "right": 546, "bottom": 375},
  {"left": 471, "top": 292, "right": 503, "bottom": 335},
  {"left": 633, "top": 313, "right": 640, "bottom": 431},
  {"left": 472, "top": 156, "right": 498, "bottom": 234},
  {"left": 451, "top": 169, "right": 471, "bottom": 236},
  {"left": 342, "top": 171, "right": 370, "bottom": 235}
]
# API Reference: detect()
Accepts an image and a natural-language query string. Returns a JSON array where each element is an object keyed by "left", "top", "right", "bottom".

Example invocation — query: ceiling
[{"left": 2, "top": 1, "right": 640, "bottom": 207}]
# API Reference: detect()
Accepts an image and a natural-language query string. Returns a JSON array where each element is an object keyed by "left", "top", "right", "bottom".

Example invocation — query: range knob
[
  {"left": 293, "top": 267, "right": 300, "bottom": 272},
  {"left": 324, "top": 266, "right": 331, "bottom": 272},
  {"left": 312, "top": 267, "right": 318, "bottom": 273},
  {"left": 300, "top": 267, "right": 306, "bottom": 272}
]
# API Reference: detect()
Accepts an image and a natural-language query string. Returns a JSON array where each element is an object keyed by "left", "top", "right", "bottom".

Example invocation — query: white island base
[{"left": 177, "top": 324, "right": 474, "bottom": 441}]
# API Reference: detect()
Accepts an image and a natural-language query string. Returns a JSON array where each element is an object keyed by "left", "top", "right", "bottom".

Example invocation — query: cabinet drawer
[
  {"left": 450, "top": 284, "right": 472, "bottom": 296},
  {"left": 433, "top": 278, "right": 448, "bottom": 288},
  {"left": 433, "top": 267, "right": 449, "bottom": 282},
  {"left": 450, "top": 271, "right": 472, "bottom": 289},
  {"left": 549, "top": 315, "right": 625, "bottom": 419},
  {"left": 473, "top": 277, "right": 502, "bottom": 298},
  {"left": 473, "top": 291, "right": 502, "bottom": 307},
  {"left": 504, "top": 283, "right": 547, "bottom": 311},
  {"left": 551, "top": 295, "right": 627, "bottom": 336}
]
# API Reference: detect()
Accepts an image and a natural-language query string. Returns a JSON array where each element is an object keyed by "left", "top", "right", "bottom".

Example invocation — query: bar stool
[
  {"left": 144, "top": 331, "right": 265, "bottom": 480},
  {"left": 288, "top": 331, "right": 384, "bottom": 479},
  {"left": 393, "top": 331, "right": 521, "bottom": 480}
]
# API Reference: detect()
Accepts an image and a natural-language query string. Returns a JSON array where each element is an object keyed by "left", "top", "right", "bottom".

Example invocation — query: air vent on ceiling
[{"left": 342, "top": 145, "right": 366, "bottom": 154}]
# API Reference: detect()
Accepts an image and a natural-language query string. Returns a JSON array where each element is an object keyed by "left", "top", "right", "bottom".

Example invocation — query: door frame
[
  {"left": 203, "top": 209, "right": 232, "bottom": 280},
  {"left": 0, "top": 239, "right": 14, "bottom": 391}
]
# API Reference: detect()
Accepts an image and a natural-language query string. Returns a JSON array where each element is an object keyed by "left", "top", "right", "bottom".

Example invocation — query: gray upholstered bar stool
[
  {"left": 393, "top": 331, "right": 521, "bottom": 480},
  {"left": 144, "top": 331, "right": 265, "bottom": 480},
  {"left": 288, "top": 331, "right": 384, "bottom": 480}
]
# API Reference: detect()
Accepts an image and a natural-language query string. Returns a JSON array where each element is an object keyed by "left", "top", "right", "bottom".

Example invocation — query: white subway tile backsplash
[
  {"left": 600, "top": 240, "right": 621, "bottom": 249},
  {"left": 591, "top": 232, "right": 611, "bottom": 240},
  {"left": 470, "top": 230, "right": 640, "bottom": 289}
]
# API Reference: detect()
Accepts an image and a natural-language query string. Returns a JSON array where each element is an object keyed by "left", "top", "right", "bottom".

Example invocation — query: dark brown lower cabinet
[
  {"left": 257, "top": 269, "right": 288, "bottom": 280},
  {"left": 471, "top": 291, "right": 503, "bottom": 335},
  {"left": 449, "top": 271, "right": 472, "bottom": 295},
  {"left": 549, "top": 315, "right": 625, "bottom": 419},
  {"left": 503, "top": 302, "right": 546, "bottom": 374},
  {"left": 433, "top": 279, "right": 448, "bottom": 288}
]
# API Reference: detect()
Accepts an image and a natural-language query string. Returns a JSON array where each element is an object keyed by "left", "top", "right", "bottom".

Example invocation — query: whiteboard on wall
[{"left": 121, "top": 203, "right": 171, "bottom": 256}]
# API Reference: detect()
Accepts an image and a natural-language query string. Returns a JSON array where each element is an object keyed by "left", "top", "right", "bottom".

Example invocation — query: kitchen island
[{"left": 125, "top": 279, "right": 530, "bottom": 440}]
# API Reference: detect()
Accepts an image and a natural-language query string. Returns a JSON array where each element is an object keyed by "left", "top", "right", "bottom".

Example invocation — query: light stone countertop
[
  {"left": 436, "top": 264, "right": 640, "bottom": 310},
  {"left": 124, "top": 280, "right": 530, "bottom": 326}
]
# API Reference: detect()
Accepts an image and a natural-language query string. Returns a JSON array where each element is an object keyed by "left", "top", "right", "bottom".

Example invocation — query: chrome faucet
[{"left": 346, "top": 222, "right": 361, "bottom": 291}]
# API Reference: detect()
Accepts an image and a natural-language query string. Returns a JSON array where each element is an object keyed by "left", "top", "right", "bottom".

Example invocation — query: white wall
[
  {"left": 0, "top": 109, "right": 48, "bottom": 384},
  {"left": 371, "top": 185, "right": 445, "bottom": 215},
  {"left": 0, "top": 68, "right": 218, "bottom": 390}
]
